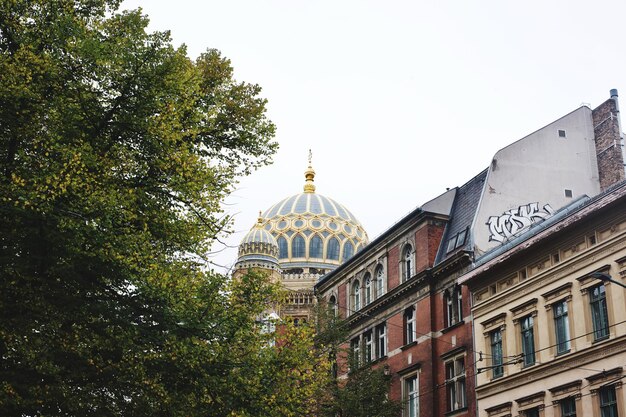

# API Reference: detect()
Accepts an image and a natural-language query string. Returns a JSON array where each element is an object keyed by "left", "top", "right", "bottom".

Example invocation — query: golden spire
[
  {"left": 303, "top": 149, "right": 316, "bottom": 193},
  {"left": 256, "top": 211, "right": 264, "bottom": 226}
]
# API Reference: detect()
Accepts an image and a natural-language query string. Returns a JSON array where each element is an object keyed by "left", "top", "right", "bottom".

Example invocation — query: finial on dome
[
  {"left": 303, "top": 149, "right": 316, "bottom": 193},
  {"left": 257, "top": 211, "right": 264, "bottom": 226}
]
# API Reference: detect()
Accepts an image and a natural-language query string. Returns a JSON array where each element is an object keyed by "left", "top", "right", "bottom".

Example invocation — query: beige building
[{"left": 461, "top": 182, "right": 626, "bottom": 417}]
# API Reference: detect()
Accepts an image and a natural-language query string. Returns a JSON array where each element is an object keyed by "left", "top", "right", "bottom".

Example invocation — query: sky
[{"left": 121, "top": 0, "right": 626, "bottom": 273}]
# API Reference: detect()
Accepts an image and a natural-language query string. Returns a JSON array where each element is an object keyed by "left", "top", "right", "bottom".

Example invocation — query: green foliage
[
  {"left": 313, "top": 303, "right": 402, "bottom": 417},
  {"left": 0, "top": 1, "right": 346, "bottom": 416}
]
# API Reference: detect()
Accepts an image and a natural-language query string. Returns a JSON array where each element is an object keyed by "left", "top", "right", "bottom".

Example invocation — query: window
[
  {"left": 405, "top": 375, "right": 419, "bottom": 417},
  {"left": 524, "top": 407, "right": 540, "bottom": 417},
  {"left": 405, "top": 306, "right": 416, "bottom": 344},
  {"left": 445, "top": 286, "right": 463, "bottom": 327},
  {"left": 402, "top": 245, "right": 413, "bottom": 282},
  {"left": 599, "top": 385, "right": 618, "bottom": 417},
  {"left": 590, "top": 284, "right": 609, "bottom": 341},
  {"left": 560, "top": 396, "right": 577, "bottom": 417},
  {"left": 376, "top": 323, "right": 387, "bottom": 358},
  {"left": 490, "top": 329, "right": 503, "bottom": 378},
  {"left": 292, "top": 235, "right": 305, "bottom": 258},
  {"left": 521, "top": 315, "right": 535, "bottom": 366},
  {"left": 376, "top": 265, "right": 385, "bottom": 297},
  {"left": 350, "top": 337, "right": 360, "bottom": 368},
  {"left": 278, "top": 236, "right": 288, "bottom": 258},
  {"left": 554, "top": 300, "right": 570, "bottom": 354},
  {"left": 328, "top": 295, "right": 338, "bottom": 317},
  {"left": 558, "top": 129, "right": 567, "bottom": 138},
  {"left": 364, "top": 273, "right": 372, "bottom": 305},
  {"left": 446, "top": 228, "right": 468, "bottom": 253},
  {"left": 309, "top": 235, "right": 323, "bottom": 258},
  {"left": 364, "top": 330, "right": 373, "bottom": 363},
  {"left": 445, "top": 356, "right": 466, "bottom": 411},
  {"left": 327, "top": 237, "right": 340, "bottom": 260},
  {"left": 352, "top": 280, "right": 361, "bottom": 312},
  {"left": 342, "top": 241, "right": 354, "bottom": 262}
]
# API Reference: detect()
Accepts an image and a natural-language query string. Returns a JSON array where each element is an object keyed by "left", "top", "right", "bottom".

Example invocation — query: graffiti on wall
[{"left": 487, "top": 202, "right": 555, "bottom": 243}]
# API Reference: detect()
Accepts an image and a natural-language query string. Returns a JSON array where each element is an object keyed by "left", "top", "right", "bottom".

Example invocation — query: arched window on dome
[
  {"left": 292, "top": 235, "right": 305, "bottom": 258},
  {"left": 364, "top": 272, "right": 372, "bottom": 305},
  {"left": 375, "top": 264, "right": 385, "bottom": 297},
  {"left": 342, "top": 241, "right": 354, "bottom": 262},
  {"left": 309, "top": 235, "right": 323, "bottom": 259},
  {"left": 278, "top": 236, "right": 288, "bottom": 259},
  {"left": 327, "top": 237, "right": 340, "bottom": 260},
  {"left": 352, "top": 280, "right": 361, "bottom": 312}
]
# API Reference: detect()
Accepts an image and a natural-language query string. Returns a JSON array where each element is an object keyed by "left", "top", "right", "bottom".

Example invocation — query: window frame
[
  {"left": 520, "top": 315, "right": 536, "bottom": 367},
  {"left": 375, "top": 264, "right": 385, "bottom": 297},
  {"left": 352, "top": 280, "right": 361, "bottom": 312},
  {"left": 490, "top": 328, "right": 504, "bottom": 379},
  {"left": 364, "top": 272, "right": 372, "bottom": 305},
  {"left": 590, "top": 284, "right": 610, "bottom": 341},
  {"left": 402, "top": 245, "right": 414, "bottom": 282},
  {"left": 599, "top": 385, "right": 618, "bottom": 417},
  {"left": 553, "top": 299, "right": 571, "bottom": 354},
  {"left": 376, "top": 322, "right": 387, "bottom": 359},
  {"left": 405, "top": 306, "right": 416, "bottom": 345},
  {"left": 445, "top": 355, "right": 467, "bottom": 412},
  {"left": 404, "top": 375, "right": 419, "bottom": 417}
]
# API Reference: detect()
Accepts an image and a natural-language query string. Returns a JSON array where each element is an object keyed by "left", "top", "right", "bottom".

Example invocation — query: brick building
[{"left": 315, "top": 90, "right": 625, "bottom": 416}]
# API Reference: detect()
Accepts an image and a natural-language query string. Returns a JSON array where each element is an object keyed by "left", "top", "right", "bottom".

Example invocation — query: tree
[
  {"left": 314, "top": 304, "right": 402, "bottom": 417},
  {"left": 0, "top": 1, "right": 336, "bottom": 415}
]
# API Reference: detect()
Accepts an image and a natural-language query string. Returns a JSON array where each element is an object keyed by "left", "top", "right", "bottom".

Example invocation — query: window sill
[
  {"left": 371, "top": 355, "right": 388, "bottom": 365},
  {"left": 401, "top": 341, "right": 418, "bottom": 351},
  {"left": 592, "top": 335, "right": 610, "bottom": 344},
  {"left": 555, "top": 349, "right": 571, "bottom": 357},
  {"left": 445, "top": 406, "right": 468, "bottom": 417},
  {"left": 441, "top": 320, "right": 464, "bottom": 334}
]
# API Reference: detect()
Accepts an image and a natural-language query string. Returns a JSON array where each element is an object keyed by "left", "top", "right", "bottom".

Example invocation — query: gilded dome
[
  {"left": 256, "top": 155, "right": 369, "bottom": 273},
  {"left": 236, "top": 215, "right": 280, "bottom": 269}
]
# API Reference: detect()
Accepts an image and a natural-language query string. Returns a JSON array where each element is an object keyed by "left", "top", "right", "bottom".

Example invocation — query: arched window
[
  {"left": 375, "top": 265, "right": 385, "bottom": 297},
  {"left": 309, "top": 235, "right": 323, "bottom": 258},
  {"left": 403, "top": 245, "right": 414, "bottom": 282},
  {"left": 327, "top": 237, "right": 340, "bottom": 260},
  {"left": 343, "top": 241, "right": 354, "bottom": 262},
  {"left": 328, "top": 295, "right": 338, "bottom": 317},
  {"left": 292, "top": 235, "right": 305, "bottom": 258},
  {"left": 352, "top": 280, "right": 361, "bottom": 311},
  {"left": 445, "top": 286, "right": 463, "bottom": 327},
  {"left": 278, "top": 236, "right": 288, "bottom": 259},
  {"left": 364, "top": 273, "right": 372, "bottom": 305}
]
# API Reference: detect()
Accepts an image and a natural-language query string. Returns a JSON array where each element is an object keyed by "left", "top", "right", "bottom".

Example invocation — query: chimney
[{"left": 591, "top": 89, "right": 626, "bottom": 190}]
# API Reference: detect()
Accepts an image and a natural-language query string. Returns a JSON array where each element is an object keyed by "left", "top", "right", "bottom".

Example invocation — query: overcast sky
[{"left": 122, "top": 0, "right": 625, "bottom": 273}]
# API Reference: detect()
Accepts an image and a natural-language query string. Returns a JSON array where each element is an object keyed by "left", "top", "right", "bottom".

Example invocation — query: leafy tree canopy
[{"left": 0, "top": 1, "right": 342, "bottom": 416}]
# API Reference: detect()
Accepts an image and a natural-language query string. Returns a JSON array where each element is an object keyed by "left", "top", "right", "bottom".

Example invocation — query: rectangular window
[
  {"left": 446, "top": 287, "right": 463, "bottom": 327},
  {"left": 490, "top": 329, "right": 503, "bottom": 379},
  {"left": 405, "top": 307, "right": 416, "bottom": 344},
  {"left": 376, "top": 323, "right": 387, "bottom": 358},
  {"left": 525, "top": 407, "right": 540, "bottom": 417},
  {"left": 554, "top": 300, "right": 570, "bottom": 354},
  {"left": 590, "top": 284, "right": 610, "bottom": 341},
  {"left": 364, "top": 330, "right": 373, "bottom": 363},
  {"left": 405, "top": 375, "right": 419, "bottom": 417},
  {"left": 599, "top": 385, "right": 618, "bottom": 417},
  {"left": 445, "top": 356, "right": 466, "bottom": 411},
  {"left": 521, "top": 315, "right": 535, "bottom": 366},
  {"left": 351, "top": 337, "right": 360, "bottom": 368},
  {"left": 560, "top": 396, "right": 577, "bottom": 417},
  {"left": 558, "top": 129, "right": 567, "bottom": 138}
]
